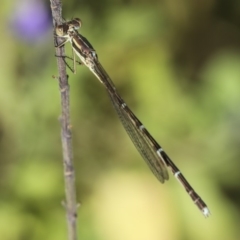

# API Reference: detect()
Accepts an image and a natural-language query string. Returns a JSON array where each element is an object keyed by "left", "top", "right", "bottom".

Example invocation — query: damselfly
[{"left": 55, "top": 18, "right": 210, "bottom": 217}]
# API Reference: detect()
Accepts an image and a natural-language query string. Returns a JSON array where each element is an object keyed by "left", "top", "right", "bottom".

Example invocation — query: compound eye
[
  {"left": 55, "top": 26, "right": 64, "bottom": 36},
  {"left": 72, "top": 18, "right": 82, "bottom": 29}
]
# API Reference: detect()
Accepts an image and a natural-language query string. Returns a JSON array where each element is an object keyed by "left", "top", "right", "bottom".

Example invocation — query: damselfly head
[{"left": 66, "top": 18, "right": 82, "bottom": 31}]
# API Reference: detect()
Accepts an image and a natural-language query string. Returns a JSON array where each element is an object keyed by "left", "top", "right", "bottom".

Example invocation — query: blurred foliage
[{"left": 0, "top": 0, "right": 240, "bottom": 239}]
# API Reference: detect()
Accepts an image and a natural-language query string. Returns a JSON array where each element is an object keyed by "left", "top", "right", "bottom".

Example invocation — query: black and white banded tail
[{"left": 106, "top": 81, "right": 210, "bottom": 217}]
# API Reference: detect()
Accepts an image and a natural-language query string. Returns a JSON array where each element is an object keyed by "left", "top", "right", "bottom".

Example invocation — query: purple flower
[{"left": 9, "top": 0, "right": 51, "bottom": 41}]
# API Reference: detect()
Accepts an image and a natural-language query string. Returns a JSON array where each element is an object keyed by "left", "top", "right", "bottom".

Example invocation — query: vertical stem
[{"left": 49, "top": 1, "right": 78, "bottom": 240}]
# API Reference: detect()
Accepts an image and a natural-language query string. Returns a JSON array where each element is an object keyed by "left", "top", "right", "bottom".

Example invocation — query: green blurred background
[{"left": 1, "top": 0, "right": 240, "bottom": 239}]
